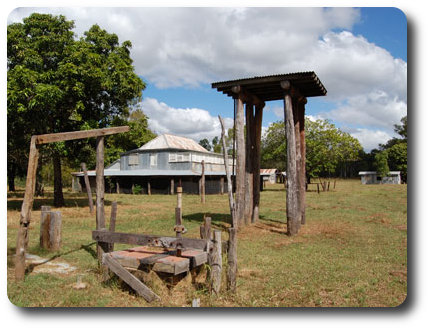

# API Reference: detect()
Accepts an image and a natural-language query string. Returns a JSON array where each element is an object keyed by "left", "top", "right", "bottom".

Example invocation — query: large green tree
[
  {"left": 261, "top": 118, "right": 363, "bottom": 180},
  {"left": 8, "top": 13, "right": 145, "bottom": 205}
]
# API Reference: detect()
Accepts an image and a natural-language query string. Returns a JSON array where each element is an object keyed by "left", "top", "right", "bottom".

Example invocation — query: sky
[{"left": 7, "top": 7, "right": 407, "bottom": 151}]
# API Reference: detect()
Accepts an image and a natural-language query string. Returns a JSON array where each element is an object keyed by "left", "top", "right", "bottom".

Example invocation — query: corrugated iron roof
[
  {"left": 260, "top": 169, "right": 277, "bottom": 175},
  {"left": 139, "top": 134, "right": 209, "bottom": 153},
  {"left": 212, "top": 71, "right": 327, "bottom": 101}
]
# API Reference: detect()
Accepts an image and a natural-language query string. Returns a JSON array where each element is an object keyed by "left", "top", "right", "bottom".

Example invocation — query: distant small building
[
  {"left": 72, "top": 134, "right": 233, "bottom": 194},
  {"left": 260, "top": 169, "right": 277, "bottom": 184},
  {"left": 358, "top": 171, "right": 401, "bottom": 185}
]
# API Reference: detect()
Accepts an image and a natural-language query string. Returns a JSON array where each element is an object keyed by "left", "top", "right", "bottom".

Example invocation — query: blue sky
[{"left": 8, "top": 7, "right": 407, "bottom": 151}]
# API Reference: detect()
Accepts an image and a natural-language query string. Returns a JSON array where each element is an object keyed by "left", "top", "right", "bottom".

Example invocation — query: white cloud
[
  {"left": 140, "top": 97, "right": 233, "bottom": 142},
  {"left": 348, "top": 128, "right": 393, "bottom": 151},
  {"left": 8, "top": 7, "right": 407, "bottom": 151}
]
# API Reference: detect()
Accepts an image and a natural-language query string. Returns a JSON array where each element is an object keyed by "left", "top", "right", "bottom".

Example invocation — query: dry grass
[{"left": 7, "top": 180, "right": 407, "bottom": 307}]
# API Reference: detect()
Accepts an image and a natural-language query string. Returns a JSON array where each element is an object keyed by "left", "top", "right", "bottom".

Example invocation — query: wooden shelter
[{"left": 212, "top": 72, "right": 326, "bottom": 235}]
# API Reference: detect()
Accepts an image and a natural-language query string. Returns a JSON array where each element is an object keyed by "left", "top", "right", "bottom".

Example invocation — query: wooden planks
[
  {"left": 102, "top": 253, "right": 160, "bottom": 303},
  {"left": 92, "top": 230, "right": 211, "bottom": 251},
  {"left": 234, "top": 95, "right": 246, "bottom": 227},
  {"left": 34, "top": 126, "right": 130, "bottom": 145}
]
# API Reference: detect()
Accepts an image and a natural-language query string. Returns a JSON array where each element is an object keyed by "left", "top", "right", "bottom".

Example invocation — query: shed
[{"left": 358, "top": 171, "right": 401, "bottom": 185}]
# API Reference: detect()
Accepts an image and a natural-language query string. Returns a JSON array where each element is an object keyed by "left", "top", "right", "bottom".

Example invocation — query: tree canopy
[
  {"left": 7, "top": 13, "right": 148, "bottom": 204},
  {"left": 261, "top": 118, "right": 363, "bottom": 179}
]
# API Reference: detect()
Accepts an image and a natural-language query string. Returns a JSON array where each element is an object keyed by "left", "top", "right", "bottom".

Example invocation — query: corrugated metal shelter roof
[
  {"left": 260, "top": 169, "right": 277, "bottom": 175},
  {"left": 138, "top": 134, "right": 209, "bottom": 153},
  {"left": 212, "top": 71, "right": 327, "bottom": 101}
]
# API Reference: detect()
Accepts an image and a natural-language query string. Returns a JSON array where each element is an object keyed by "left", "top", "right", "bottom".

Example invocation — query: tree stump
[{"left": 40, "top": 210, "right": 62, "bottom": 251}]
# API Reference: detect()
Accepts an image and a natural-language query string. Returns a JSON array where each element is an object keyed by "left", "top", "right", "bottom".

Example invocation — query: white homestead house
[{"left": 72, "top": 134, "right": 234, "bottom": 194}]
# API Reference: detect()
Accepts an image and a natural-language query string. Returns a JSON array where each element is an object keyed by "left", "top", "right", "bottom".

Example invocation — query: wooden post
[
  {"left": 147, "top": 181, "right": 151, "bottom": 195},
  {"left": 252, "top": 103, "right": 264, "bottom": 224},
  {"left": 219, "top": 115, "right": 236, "bottom": 228},
  {"left": 227, "top": 227, "right": 237, "bottom": 292},
  {"left": 170, "top": 178, "right": 174, "bottom": 195},
  {"left": 234, "top": 92, "right": 245, "bottom": 227},
  {"left": 40, "top": 211, "right": 62, "bottom": 251},
  {"left": 107, "top": 201, "right": 117, "bottom": 252},
  {"left": 210, "top": 230, "right": 222, "bottom": 295},
  {"left": 116, "top": 181, "right": 120, "bottom": 194},
  {"left": 39, "top": 206, "right": 51, "bottom": 249},
  {"left": 244, "top": 102, "right": 254, "bottom": 225},
  {"left": 281, "top": 81, "right": 299, "bottom": 236},
  {"left": 201, "top": 160, "right": 205, "bottom": 204},
  {"left": 96, "top": 136, "right": 108, "bottom": 263},
  {"left": 200, "top": 216, "right": 212, "bottom": 240},
  {"left": 175, "top": 207, "right": 183, "bottom": 240},
  {"left": 81, "top": 162, "right": 94, "bottom": 213},
  {"left": 293, "top": 101, "right": 302, "bottom": 232},
  {"left": 220, "top": 177, "right": 224, "bottom": 195},
  {"left": 177, "top": 186, "right": 183, "bottom": 210},
  {"left": 299, "top": 100, "right": 306, "bottom": 225},
  {"left": 15, "top": 136, "right": 39, "bottom": 281}
]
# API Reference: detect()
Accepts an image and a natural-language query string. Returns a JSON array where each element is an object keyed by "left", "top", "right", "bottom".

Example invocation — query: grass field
[{"left": 6, "top": 179, "right": 407, "bottom": 307}]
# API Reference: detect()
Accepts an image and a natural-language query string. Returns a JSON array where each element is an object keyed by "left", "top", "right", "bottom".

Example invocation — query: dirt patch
[
  {"left": 26, "top": 254, "right": 77, "bottom": 275},
  {"left": 365, "top": 213, "right": 391, "bottom": 225}
]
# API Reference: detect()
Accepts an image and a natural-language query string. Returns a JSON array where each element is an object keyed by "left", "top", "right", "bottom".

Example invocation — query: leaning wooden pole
[
  {"left": 281, "top": 81, "right": 299, "bottom": 236},
  {"left": 81, "top": 162, "right": 94, "bottom": 213},
  {"left": 15, "top": 136, "right": 39, "bottom": 281},
  {"left": 218, "top": 115, "right": 236, "bottom": 227}
]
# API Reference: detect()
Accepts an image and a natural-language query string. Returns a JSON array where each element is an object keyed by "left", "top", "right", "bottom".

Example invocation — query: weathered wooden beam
[
  {"left": 102, "top": 253, "right": 160, "bottom": 303},
  {"left": 34, "top": 126, "right": 129, "bottom": 145},
  {"left": 293, "top": 101, "right": 302, "bottom": 233},
  {"left": 227, "top": 227, "right": 237, "bottom": 292},
  {"left": 107, "top": 201, "right": 117, "bottom": 252},
  {"left": 201, "top": 160, "right": 205, "bottom": 204},
  {"left": 92, "top": 230, "right": 212, "bottom": 251},
  {"left": 231, "top": 85, "right": 264, "bottom": 107},
  {"left": 200, "top": 217, "right": 212, "bottom": 240},
  {"left": 209, "top": 230, "right": 222, "bottom": 295},
  {"left": 244, "top": 103, "right": 254, "bottom": 225},
  {"left": 218, "top": 115, "right": 236, "bottom": 228},
  {"left": 81, "top": 162, "right": 94, "bottom": 213},
  {"left": 252, "top": 103, "right": 264, "bottom": 223},
  {"left": 96, "top": 136, "right": 108, "bottom": 264},
  {"left": 299, "top": 99, "right": 307, "bottom": 225},
  {"left": 234, "top": 97, "right": 246, "bottom": 227},
  {"left": 40, "top": 211, "right": 62, "bottom": 251},
  {"left": 15, "top": 136, "right": 39, "bottom": 281},
  {"left": 282, "top": 81, "right": 299, "bottom": 236}
]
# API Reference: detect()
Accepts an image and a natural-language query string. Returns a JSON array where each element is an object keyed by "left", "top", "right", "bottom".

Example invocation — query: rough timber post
[
  {"left": 233, "top": 87, "right": 245, "bottom": 227},
  {"left": 293, "top": 101, "right": 302, "bottom": 232},
  {"left": 15, "top": 136, "right": 39, "bottom": 281},
  {"left": 96, "top": 136, "right": 108, "bottom": 263},
  {"left": 281, "top": 81, "right": 299, "bottom": 235},
  {"left": 244, "top": 102, "right": 254, "bottom": 225},
  {"left": 252, "top": 103, "right": 264, "bottom": 223},
  {"left": 201, "top": 160, "right": 205, "bottom": 204},
  {"left": 299, "top": 98, "right": 307, "bottom": 225}
]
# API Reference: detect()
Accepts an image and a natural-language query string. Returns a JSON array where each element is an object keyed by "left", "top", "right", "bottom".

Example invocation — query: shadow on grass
[
  {"left": 7, "top": 242, "right": 97, "bottom": 275},
  {"left": 7, "top": 196, "right": 116, "bottom": 211},
  {"left": 182, "top": 212, "right": 232, "bottom": 230}
]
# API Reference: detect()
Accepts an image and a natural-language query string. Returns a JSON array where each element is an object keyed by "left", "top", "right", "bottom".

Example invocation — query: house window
[
  {"left": 169, "top": 153, "right": 177, "bottom": 162},
  {"left": 150, "top": 153, "right": 157, "bottom": 166},
  {"left": 128, "top": 153, "right": 139, "bottom": 166}
]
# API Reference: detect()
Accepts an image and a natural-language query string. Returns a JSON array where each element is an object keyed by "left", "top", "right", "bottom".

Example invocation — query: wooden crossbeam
[
  {"left": 92, "top": 230, "right": 212, "bottom": 251},
  {"left": 102, "top": 253, "right": 160, "bottom": 303},
  {"left": 34, "top": 126, "right": 129, "bottom": 145}
]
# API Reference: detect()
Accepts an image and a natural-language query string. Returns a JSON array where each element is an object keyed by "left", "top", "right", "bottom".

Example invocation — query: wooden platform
[{"left": 109, "top": 246, "right": 207, "bottom": 276}]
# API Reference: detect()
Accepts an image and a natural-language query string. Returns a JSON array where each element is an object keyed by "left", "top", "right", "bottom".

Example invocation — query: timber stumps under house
[{"left": 212, "top": 71, "right": 327, "bottom": 235}]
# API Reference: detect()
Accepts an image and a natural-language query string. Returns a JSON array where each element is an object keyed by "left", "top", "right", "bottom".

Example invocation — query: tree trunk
[
  {"left": 8, "top": 162, "right": 16, "bottom": 192},
  {"left": 53, "top": 153, "right": 64, "bottom": 207}
]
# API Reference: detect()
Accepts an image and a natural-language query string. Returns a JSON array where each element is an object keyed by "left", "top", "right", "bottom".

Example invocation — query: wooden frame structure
[
  {"left": 212, "top": 72, "right": 326, "bottom": 235},
  {"left": 15, "top": 126, "right": 130, "bottom": 281}
]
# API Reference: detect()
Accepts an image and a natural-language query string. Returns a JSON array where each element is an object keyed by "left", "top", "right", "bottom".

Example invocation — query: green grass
[{"left": 6, "top": 179, "right": 407, "bottom": 307}]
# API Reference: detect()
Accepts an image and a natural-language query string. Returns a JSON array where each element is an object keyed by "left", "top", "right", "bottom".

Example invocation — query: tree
[
  {"left": 199, "top": 138, "right": 211, "bottom": 151},
  {"left": 374, "top": 150, "right": 390, "bottom": 178},
  {"left": 261, "top": 118, "right": 363, "bottom": 179},
  {"left": 8, "top": 13, "right": 145, "bottom": 205}
]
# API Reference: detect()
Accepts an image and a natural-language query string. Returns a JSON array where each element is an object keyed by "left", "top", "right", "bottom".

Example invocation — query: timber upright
[{"left": 212, "top": 72, "right": 327, "bottom": 235}]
